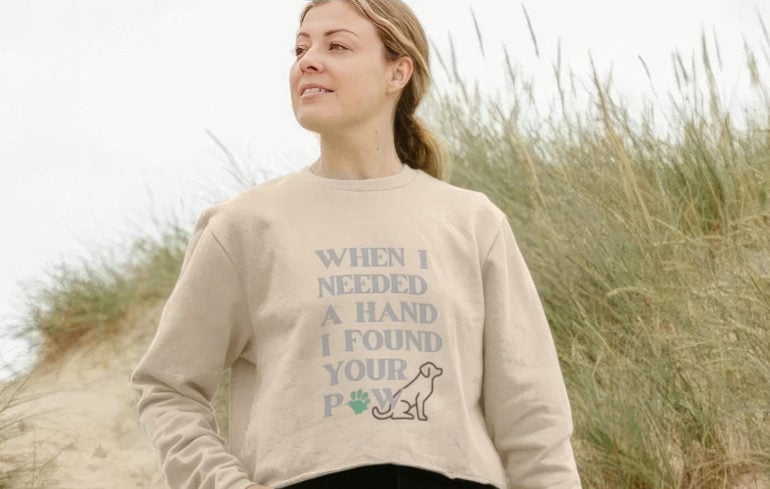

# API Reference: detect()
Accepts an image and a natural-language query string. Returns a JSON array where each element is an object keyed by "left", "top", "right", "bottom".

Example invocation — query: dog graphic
[{"left": 372, "top": 361, "right": 443, "bottom": 421}]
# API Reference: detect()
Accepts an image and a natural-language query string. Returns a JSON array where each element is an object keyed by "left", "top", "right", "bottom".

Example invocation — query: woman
[{"left": 129, "top": 1, "right": 582, "bottom": 488}]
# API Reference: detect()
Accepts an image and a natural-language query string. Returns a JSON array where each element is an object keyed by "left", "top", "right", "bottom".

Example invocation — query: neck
[{"left": 312, "top": 120, "right": 403, "bottom": 179}]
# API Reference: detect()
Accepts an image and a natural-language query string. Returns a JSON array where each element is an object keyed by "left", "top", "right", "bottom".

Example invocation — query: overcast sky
[{"left": 1, "top": 1, "right": 768, "bottom": 381}]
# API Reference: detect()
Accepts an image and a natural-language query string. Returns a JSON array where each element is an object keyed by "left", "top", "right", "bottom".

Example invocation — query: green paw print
[{"left": 347, "top": 389, "right": 370, "bottom": 414}]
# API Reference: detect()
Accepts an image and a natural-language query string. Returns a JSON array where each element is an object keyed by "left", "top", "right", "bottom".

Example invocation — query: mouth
[{"left": 301, "top": 87, "right": 334, "bottom": 99}]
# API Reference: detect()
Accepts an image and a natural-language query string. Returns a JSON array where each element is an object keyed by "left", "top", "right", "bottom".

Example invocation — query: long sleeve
[
  {"left": 481, "top": 216, "right": 582, "bottom": 489},
  {"left": 129, "top": 207, "right": 256, "bottom": 489}
]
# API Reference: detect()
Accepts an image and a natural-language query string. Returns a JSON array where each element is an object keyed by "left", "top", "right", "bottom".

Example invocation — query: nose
[{"left": 297, "top": 45, "right": 323, "bottom": 73}]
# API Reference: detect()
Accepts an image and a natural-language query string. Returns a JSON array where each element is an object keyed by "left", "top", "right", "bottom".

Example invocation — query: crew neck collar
[{"left": 300, "top": 162, "right": 418, "bottom": 191}]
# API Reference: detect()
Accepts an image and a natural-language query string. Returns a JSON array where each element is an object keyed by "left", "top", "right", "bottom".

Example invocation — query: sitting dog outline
[{"left": 372, "top": 361, "right": 443, "bottom": 421}]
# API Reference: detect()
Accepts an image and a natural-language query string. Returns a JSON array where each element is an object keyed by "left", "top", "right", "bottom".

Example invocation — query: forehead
[{"left": 297, "top": 1, "right": 374, "bottom": 39}]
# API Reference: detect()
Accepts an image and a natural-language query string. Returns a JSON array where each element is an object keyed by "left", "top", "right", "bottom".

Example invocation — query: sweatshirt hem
[{"left": 270, "top": 460, "right": 504, "bottom": 489}]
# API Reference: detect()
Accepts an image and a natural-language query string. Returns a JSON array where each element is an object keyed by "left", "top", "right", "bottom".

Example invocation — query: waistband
[{"left": 282, "top": 463, "right": 497, "bottom": 489}]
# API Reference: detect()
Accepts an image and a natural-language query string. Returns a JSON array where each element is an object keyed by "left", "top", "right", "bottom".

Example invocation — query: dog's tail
[{"left": 371, "top": 406, "right": 391, "bottom": 419}]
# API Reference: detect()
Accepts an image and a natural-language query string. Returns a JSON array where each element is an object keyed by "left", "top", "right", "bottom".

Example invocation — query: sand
[{"left": 0, "top": 303, "right": 168, "bottom": 489}]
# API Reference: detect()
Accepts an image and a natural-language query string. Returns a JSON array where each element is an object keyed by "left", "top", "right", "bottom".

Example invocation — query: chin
[
  {"left": 296, "top": 114, "right": 345, "bottom": 135},
  {"left": 297, "top": 118, "right": 327, "bottom": 134}
]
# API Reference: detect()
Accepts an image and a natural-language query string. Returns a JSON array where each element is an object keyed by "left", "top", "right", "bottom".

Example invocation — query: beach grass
[
  {"left": 0, "top": 375, "right": 59, "bottom": 488},
  {"left": 426, "top": 10, "right": 770, "bottom": 489}
]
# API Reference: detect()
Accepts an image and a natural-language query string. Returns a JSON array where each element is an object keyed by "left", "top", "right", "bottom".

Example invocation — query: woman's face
[{"left": 290, "top": 1, "right": 400, "bottom": 135}]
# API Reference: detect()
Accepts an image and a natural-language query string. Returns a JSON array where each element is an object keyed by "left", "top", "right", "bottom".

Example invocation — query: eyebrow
[{"left": 296, "top": 28, "right": 359, "bottom": 40}]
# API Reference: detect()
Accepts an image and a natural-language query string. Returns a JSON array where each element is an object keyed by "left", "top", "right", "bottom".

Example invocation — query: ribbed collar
[{"left": 300, "top": 162, "right": 418, "bottom": 191}]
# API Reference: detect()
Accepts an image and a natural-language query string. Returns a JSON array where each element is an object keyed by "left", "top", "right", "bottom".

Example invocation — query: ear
[
  {"left": 420, "top": 362, "right": 430, "bottom": 377},
  {"left": 387, "top": 56, "right": 413, "bottom": 94}
]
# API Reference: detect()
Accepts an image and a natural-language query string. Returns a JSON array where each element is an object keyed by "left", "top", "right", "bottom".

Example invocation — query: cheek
[
  {"left": 289, "top": 63, "right": 303, "bottom": 82},
  {"left": 288, "top": 68, "right": 300, "bottom": 100},
  {"left": 341, "top": 66, "right": 380, "bottom": 97}
]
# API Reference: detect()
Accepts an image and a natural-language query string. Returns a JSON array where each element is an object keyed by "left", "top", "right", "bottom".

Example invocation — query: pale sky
[{"left": 1, "top": 1, "right": 768, "bottom": 380}]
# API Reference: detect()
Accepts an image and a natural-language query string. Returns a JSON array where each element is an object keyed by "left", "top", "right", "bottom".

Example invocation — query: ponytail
[{"left": 394, "top": 109, "right": 446, "bottom": 181}]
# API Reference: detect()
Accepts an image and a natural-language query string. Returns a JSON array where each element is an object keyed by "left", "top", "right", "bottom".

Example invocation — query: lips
[
  {"left": 302, "top": 87, "right": 331, "bottom": 96},
  {"left": 300, "top": 89, "right": 335, "bottom": 102},
  {"left": 299, "top": 83, "right": 334, "bottom": 97}
]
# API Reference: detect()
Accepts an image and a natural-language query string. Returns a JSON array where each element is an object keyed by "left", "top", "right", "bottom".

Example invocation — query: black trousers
[{"left": 282, "top": 464, "right": 497, "bottom": 489}]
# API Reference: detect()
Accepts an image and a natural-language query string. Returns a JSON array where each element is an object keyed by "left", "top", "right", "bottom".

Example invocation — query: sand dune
[{"left": 0, "top": 304, "right": 169, "bottom": 489}]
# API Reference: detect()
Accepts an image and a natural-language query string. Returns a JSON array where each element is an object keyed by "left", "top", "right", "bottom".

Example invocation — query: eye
[{"left": 294, "top": 42, "right": 347, "bottom": 58}]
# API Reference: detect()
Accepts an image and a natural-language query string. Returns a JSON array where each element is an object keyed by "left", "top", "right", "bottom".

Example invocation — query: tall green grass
[{"left": 427, "top": 11, "right": 770, "bottom": 489}]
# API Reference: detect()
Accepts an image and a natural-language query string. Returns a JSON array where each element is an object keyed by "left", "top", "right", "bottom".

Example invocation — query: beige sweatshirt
[{"left": 129, "top": 162, "right": 582, "bottom": 489}]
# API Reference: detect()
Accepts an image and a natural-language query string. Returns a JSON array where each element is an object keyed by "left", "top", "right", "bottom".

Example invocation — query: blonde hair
[{"left": 299, "top": 0, "right": 447, "bottom": 181}]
